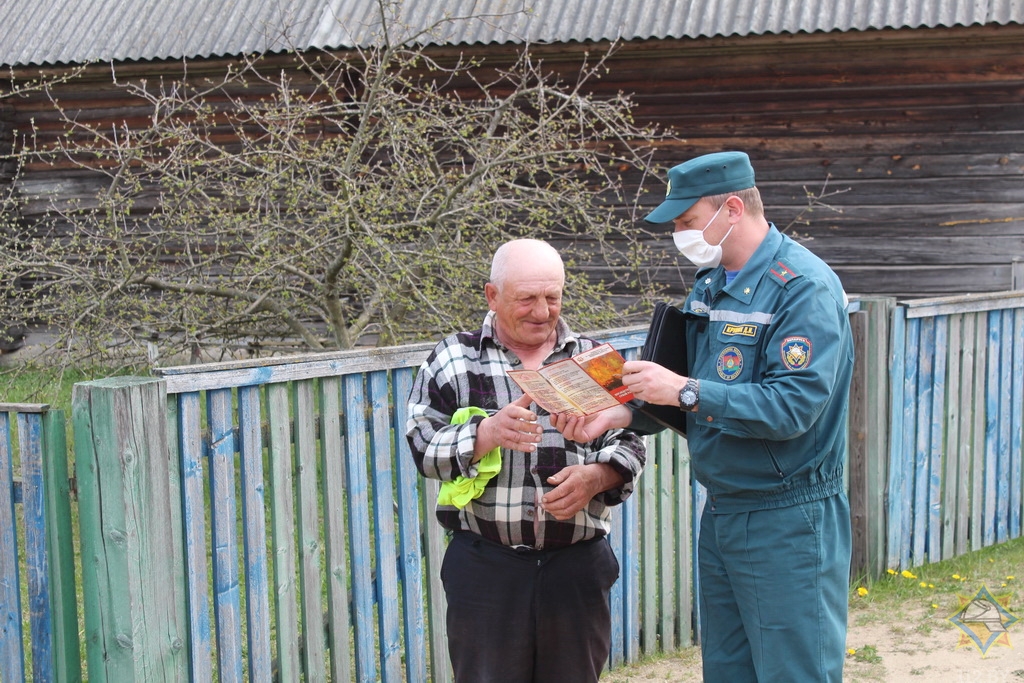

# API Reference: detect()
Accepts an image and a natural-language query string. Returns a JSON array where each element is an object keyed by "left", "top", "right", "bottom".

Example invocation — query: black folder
[{"left": 636, "top": 302, "right": 689, "bottom": 436}]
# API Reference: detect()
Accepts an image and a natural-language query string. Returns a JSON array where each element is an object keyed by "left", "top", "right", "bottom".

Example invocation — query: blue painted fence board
[
  {"left": 996, "top": 310, "right": 1013, "bottom": 544},
  {"left": 177, "top": 391, "right": 213, "bottom": 682},
  {"left": 342, "top": 373, "right": 378, "bottom": 682},
  {"left": 903, "top": 313, "right": 919, "bottom": 568},
  {"left": 391, "top": 367, "right": 428, "bottom": 682},
  {"left": 912, "top": 316, "right": 931, "bottom": 563},
  {"left": 927, "top": 316, "right": 947, "bottom": 562},
  {"left": 885, "top": 306, "right": 907, "bottom": 570},
  {"left": 18, "top": 411, "right": 54, "bottom": 683},
  {"left": 984, "top": 312, "right": 1000, "bottom": 547},
  {"left": 1011, "top": 309, "right": 1024, "bottom": 539},
  {"left": 0, "top": 410, "right": 26, "bottom": 683},
  {"left": 208, "top": 387, "right": 244, "bottom": 681},
  {"left": 237, "top": 385, "right": 273, "bottom": 681},
  {"left": 367, "top": 369, "right": 403, "bottom": 682}
]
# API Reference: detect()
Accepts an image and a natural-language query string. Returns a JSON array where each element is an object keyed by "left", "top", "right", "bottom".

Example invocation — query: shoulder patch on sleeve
[
  {"left": 769, "top": 259, "right": 802, "bottom": 287},
  {"left": 781, "top": 336, "right": 812, "bottom": 370}
]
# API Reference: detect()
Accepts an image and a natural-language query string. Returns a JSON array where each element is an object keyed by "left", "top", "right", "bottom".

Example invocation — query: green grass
[
  {"left": 0, "top": 363, "right": 135, "bottom": 412},
  {"left": 850, "top": 535, "right": 1024, "bottom": 612}
]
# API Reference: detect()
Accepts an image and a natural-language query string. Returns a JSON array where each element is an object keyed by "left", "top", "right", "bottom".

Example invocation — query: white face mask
[{"left": 671, "top": 203, "right": 733, "bottom": 269}]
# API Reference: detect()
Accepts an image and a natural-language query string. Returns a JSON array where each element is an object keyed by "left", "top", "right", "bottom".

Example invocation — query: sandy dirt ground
[{"left": 603, "top": 599, "right": 1024, "bottom": 682}]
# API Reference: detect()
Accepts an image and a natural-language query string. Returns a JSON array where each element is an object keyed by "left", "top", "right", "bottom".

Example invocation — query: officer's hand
[
  {"left": 474, "top": 393, "right": 541, "bottom": 460},
  {"left": 551, "top": 404, "right": 631, "bottom": 443},
  {"left": 622, "top": 360, "right": 686, "bottom": 407}
]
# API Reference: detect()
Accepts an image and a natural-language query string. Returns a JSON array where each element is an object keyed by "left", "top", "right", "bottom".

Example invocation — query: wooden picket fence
[
  {"left": 2, "top": 291, "right": 1023, "bottom": 681},
  {"left": 885, "top": 291, "right": 1024, "bottom": 569}
]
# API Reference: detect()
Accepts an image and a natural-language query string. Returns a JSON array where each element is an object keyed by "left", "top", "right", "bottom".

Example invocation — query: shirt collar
[{"left": 722, "top": 224, "right": 783, "bottom": 304}]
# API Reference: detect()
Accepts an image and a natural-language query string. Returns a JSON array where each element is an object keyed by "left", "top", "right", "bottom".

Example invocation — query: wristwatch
[{"left": 678, "top": 378, "right": 699, "bottom": 411}]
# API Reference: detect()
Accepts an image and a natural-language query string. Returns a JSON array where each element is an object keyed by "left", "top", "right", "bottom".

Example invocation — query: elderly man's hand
[
  {"left": 473, "top": 393, "right": 542, "bottom": 461},
  {"left": 540, "top": 463, "right": 622, "bottom": 520},
  {"left": 550, "top": 404, "right": 631, "bottom": 443}
]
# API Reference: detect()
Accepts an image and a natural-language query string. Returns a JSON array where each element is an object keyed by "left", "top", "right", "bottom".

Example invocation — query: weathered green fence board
[
  {"left": 639, "top": 435, "right": 657, "bottom": 654},
  {"left": 658, "top": 431, "right": 674, "bottom": 652},
  {"left": 293, "top": 379, "right": 326, "bottom": 680},
  {"left": 266, "top": 382, "right": 300, "bottom": 681},
  {"left": 318, "top": 376, "right": 354, "bottom": 683},
  {"left": 674, "top": 433, "right": 693, "bottom": 649},
  {"left": 40, "top": 409, "right": 81, "bottom": 683},
  {"left": 72, "top": 378, "right": 187, "bottom": 681}
]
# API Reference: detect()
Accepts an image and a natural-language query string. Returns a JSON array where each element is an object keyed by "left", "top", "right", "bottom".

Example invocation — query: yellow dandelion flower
[
  {"left": 952, "top": 574, "right": 961, "bottom": 580},
  {"left": 928, "top": 583, "right": 935, "bottom": 588},
  {"left": 988, "top": 558, "right": 994, "bottom": 563},
  {"left": 847, "top": 648, "right": 857, "bottom": 656},
  {"left": 931, "top": 603, "right": 938, "bottom": 609},
  {"left": 887, "top": 569, "right": 896, "bottom": 575},
  {"left": 1007, "top": 576, "right": 1015, "bottom": 580},
  {"left": 1002, "top": 582, "right": 1007, "bottom": 587},
  {"left": 857, "top": 586, "right": 868, "bottom": 597},
  {"left": 919, "top": 581, "right": 928, "bottom": 588},
  {"left": 901, "top": 570, "right": 917, "bottom": 579}
]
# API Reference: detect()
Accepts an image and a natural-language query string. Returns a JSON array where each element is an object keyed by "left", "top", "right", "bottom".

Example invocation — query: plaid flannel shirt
[{"left": 406, "top": 311, "right": 646, "bottom": 549}]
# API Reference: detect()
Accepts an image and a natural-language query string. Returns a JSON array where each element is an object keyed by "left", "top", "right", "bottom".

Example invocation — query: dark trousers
[{"left": 441, "top": 531, "right": 619, "bottom": 683}]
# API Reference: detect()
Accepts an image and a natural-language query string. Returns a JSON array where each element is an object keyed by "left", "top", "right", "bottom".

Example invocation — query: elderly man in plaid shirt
[{"left": 407, "top": 238, "right": 646, "bottom": 683}]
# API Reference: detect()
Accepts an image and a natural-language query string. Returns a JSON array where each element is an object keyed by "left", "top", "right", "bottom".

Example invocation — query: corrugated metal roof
[{"left": 1, "top": 0, "right": 1022, "bottom": 67}]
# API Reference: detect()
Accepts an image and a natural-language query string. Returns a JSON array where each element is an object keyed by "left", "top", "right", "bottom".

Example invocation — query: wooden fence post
[
  {"left": 72, "top": 377, "right": 187, "bottom": 681},
  {"left": 848, "top": 308, "right": 869, "bottom": 579}
]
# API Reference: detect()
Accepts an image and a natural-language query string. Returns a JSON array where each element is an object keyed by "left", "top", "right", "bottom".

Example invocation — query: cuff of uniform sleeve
[{"left": 694, "top": 379, "right": 723, "bottom": 428}]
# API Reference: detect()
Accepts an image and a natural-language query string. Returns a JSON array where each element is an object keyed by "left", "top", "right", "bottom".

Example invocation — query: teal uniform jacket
[{"left": 633, "top": 225, "right": 854, "bottom": 513}]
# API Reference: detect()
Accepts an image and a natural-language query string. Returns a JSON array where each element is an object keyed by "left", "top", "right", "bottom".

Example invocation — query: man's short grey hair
[{"left": 489, "top": 239, "right": 564, "bottom": 288}]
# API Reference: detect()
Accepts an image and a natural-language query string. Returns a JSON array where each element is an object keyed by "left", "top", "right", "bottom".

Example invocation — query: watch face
[{"left": 681, "top": 389, "right": 697, "bottom": 407}]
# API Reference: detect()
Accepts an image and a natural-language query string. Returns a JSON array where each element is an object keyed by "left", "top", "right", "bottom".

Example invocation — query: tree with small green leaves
[{"left": 2, "top": 2, "right": 676, "bottom": 368}]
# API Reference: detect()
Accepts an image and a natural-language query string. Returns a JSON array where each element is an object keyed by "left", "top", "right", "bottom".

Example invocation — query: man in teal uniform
[{"left": 554, "top": 151, "right": 854, "bottom": 681}]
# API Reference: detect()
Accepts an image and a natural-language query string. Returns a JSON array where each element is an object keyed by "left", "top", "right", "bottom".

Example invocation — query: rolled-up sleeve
[{"left": 586, "top": 427, "right": 647, "bottom": 505}]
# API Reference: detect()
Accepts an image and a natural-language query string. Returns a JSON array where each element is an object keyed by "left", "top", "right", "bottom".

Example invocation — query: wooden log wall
[
  {"left": 561, "top": 24, "right": 1024, "bottom": 299},
  {"left": 5, "top": 23, "right": 1024, "bottom": 307},
  {"left": 0, "top": 102, "right": 16, "bottom": 182}
]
